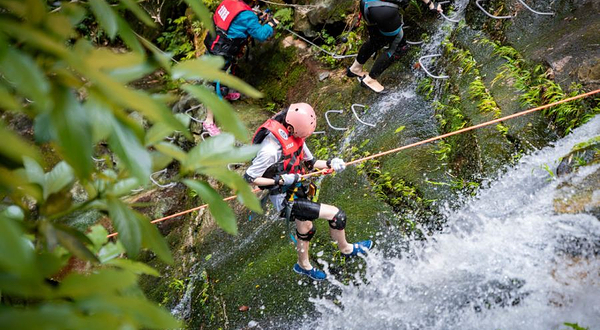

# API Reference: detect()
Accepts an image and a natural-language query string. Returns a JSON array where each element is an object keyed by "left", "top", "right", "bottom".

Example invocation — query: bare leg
[
  {"left": 295, "top": 220, "right": 313, "bottom": 269},
  {"left": 319, "top": 204, "right": 353, "bottom": 254},
  {"left": 205, "top": 110, "right": 214, "bottom": 125}
]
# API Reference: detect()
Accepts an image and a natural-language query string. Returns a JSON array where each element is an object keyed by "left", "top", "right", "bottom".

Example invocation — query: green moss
[{"left": 238, "top": 44, "right": 307, "bottom": 108}]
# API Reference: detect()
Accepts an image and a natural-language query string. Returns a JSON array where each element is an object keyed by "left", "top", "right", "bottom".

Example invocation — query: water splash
[{"left": 304, "top": 116, "right": 600, "bottom": 330}]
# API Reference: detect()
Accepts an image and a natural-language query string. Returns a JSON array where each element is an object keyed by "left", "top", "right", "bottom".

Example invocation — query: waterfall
[{"left": 303, "top": 116, "right": 600, "bottom": 330}]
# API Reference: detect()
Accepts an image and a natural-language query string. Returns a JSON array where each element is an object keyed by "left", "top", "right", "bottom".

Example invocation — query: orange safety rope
[{"left": 106, "top": 89, "right": 600, "bottom": 238}]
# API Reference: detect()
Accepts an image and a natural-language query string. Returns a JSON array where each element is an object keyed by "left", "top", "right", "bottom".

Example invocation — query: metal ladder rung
[
  {"left": 419, "top": 54, "right": 449, "bottom": 79},
  {"left": 351, "top": 104, "right": 376, "bottom": 127},
  {"left": 324, "top": 110, "right": 349, "bottom": 131}
]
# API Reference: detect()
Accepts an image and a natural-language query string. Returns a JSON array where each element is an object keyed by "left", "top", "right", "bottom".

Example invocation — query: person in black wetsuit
[{"left": 347, "top": 0, "right": 443, "bottom": 93}]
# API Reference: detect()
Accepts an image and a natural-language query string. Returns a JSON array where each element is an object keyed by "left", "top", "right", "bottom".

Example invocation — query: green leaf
[
  {"left": 0, "top": 20, "right": 71, "bottom": 59},
  {"left": 200, "top": 167, "right": 262, "bottom": 213},
  {"left": 0, "top": 304, "right": 120, "bottom": 330},
  {"left": 50, "top": 87, "right": 93, "bottom": 179},
  {"left": 77, "top": 295, "right": 180, "bottom": 329},
  {"left": 0, "top": 81, "right": 21, "bottom": 111},
  {"left": 0, "top": 274, "right": 50, "bottom": 298},
  {"left": 98, "top": 241, "right": 125, "bottom": 263},
  {"left": 0, "top": 215, "right": 36, "bottom": 277},
  {"left": 83, "top": 69, "right": 186, "bottom": 134},
  {"left": 84, "top": 47, "right": 145, "bottom": 71},
  {"left": 184, "top": 180, "right": 237, "bottom": 235},
  {"left": 0, "top": 168, "right": 43, "bottom": 202},
  {"left": 107, "top": 177, "right": 140, "bottom": 197},
  {"left": 119, "top": 0, "right": 156, "bottom": 27},
  {"left": 137, "top": 213, "right": 173, "bottom": 264},
  {"left": 36, "top": 251, "right": 64, "bottom": 279},
  {"left": 182, "top": 84, "right": 250, "bottom": 141},
  {"left": 23, "top": 156, "right": 45, "bottom": 187},
  {"left": 0, "top": 47, "right": 51, "bottom": 111},
  {"left": 0, "top": 122, "right": 43, "bottom": 166},
  {"left": 84, "top": 97, "right": 115, "bottom": 143},
  {"left": 1, "top": 1, "right": 27, "bottom": 17},
  {"left": 173, "top": 57, "right": 262, "bottom": 99},
  {"left": 394, "top": 125, "right": 406, "bottom": 134},
  {"left": 108, "top": 119, "right": 152, "bottom": 185},
  {"left": 108, "top": 61, "right": 155, "bottom": 83},
  {"left": 33, "top": 111, "right": 54, "bottom": 143},
  {"left": 24, "top": 0, "right": 45, "bottom": 24},
  {"left": 62, "top": 2, "right": 87, "bottom": 25},
  {"left": 89, "top": 0, "right": 118, "bottom": 39},
  {"left": 43, "top": 161, "right": 75, "bottom": 200},
  {"left": 86, "top": 224, "right": 109, "bottom": 251},
  {"left": 115, "top": 14, "right": 144, "bottom": 54},
  {"left": 107, "top": 197, "right": 142, "bottom": 259},
  {"left": 1, "top": 205, "right": 24, "bottom": 221},
  {"left": 182, "top": 0, "right": 214, "bottom": 35},
  {"left": 54, "top": 224, "right": 99, "bottom": 263},
  {"left": 154, "top": 142, "right": 187, "bottom": 162},
  {"left": 183, "top": 133, "right": 259, "bottom": 171},
  {"left": 59, "top": 269, "right": 137, "bottom": 298},
  {"left": 105, "top": 258, "right": 160, "bottom": 276},
  {"left": 45, "top": 12, "right": 76, "bottom": 39},
  {"left": 150, "top": 151, "right": 173, "bottom": 172},
  {"left": 145, "top": 113, "right": 190, "bottom": 146},
  {"left": 145, "top": 123, "right": 176, "bottom": 147}
]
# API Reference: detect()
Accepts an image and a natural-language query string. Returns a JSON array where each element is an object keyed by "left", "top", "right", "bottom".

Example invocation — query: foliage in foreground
[{"left": 0, "top": 0, "right": 264, "bottom": 328}]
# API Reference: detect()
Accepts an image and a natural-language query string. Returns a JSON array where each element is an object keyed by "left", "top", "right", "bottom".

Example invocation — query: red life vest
[
  {"left": 252, "top": 119, "right": 306, "bottom": 175},
  {"left": 213, "top": 0, "right": 252, "bottom": 32}
]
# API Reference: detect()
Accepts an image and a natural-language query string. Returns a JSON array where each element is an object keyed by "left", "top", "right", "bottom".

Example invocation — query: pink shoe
[
  {"left": 224, "top": 92, "right": 241, "bottom": 101},
  {"left": 203, "top": 122, "right": 221, "bottom": 136}
]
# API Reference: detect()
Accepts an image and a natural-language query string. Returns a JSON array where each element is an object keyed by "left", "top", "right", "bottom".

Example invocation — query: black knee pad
[
  {"left": 328, "top": 210, "right": 347, "bottom": 230},
  {"left": 296, "top": 226, "right": 316, "bottom": 241}
]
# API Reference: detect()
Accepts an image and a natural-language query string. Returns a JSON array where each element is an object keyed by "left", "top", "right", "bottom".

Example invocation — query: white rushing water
[{"left": 305, "top": 116, "right": 600, "bottom": 330}]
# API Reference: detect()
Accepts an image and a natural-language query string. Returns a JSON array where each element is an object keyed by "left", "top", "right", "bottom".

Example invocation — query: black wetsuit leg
[
  {"left": 356, "top": 25, "right": 393, "bottom": 64},
  {"left": 357, "top": 4, "right": 404, "bottom": 78},
  {"left": 288, "top": 198, "right": 321, "bottom": 221},
  {"left": 370, "top": 37, "right": 408, "bottom": 78}
]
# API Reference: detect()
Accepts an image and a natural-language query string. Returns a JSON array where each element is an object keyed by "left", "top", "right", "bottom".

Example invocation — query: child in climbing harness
[
  {"left": 244, "top": 103, "right": 373, "bottom": 281},
  {"left": 347, "top": 0, "right": 443, "bottom": 93},
  {"left": 202, "top": 0, "right": 279, "bottom": 136}
]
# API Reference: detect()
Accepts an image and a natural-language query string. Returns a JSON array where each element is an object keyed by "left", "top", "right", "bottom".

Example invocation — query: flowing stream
[
  {"left": 302, "top": 115, "right": 600, "bottom": 330},
  {"left": 169, "top": 1, "right": 600, "bottom": 327}
]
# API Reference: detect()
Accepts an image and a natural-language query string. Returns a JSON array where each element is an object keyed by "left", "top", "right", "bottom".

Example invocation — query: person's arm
[
  {"left": 303, "top": 144, "right": 346, "bottom": 172},
  {"left": 237, "top": 11, "right": 274, "bottom": 41},
  {"left": 252, "top": 177, "right": 279, "bottom": 187},
  {"left": 244, "top": 140, "right": 278, "bottom": 186}
]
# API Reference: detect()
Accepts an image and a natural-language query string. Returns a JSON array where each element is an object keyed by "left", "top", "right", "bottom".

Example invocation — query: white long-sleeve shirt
[{"left": 245, "top": 132, "right": 314, "bottom": 211}]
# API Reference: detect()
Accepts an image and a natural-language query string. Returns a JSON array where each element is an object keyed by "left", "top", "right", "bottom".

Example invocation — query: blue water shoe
[
  {"left": 293, "top": 264, "right": 326, "bottom": 280},
  {"left": 342, "top": 240, "right": 373, "bottom": 257}
]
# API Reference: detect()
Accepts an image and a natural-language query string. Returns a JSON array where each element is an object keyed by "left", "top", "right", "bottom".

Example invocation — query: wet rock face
[
  {"left": 506, "top": 0, "right": 600, "bottom": 90},
  {"left": 556, "top": 138, "right": 600, "bottom": 177},
  {"left": 554, "top": 137, "right": 600, "bottom": 217},
  {"left": 292, "top": 0, "right": 355, "bottom": 37}
]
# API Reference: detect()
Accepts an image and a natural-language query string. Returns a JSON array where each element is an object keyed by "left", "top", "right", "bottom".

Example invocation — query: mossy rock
[
  {"left": 556, "top": 136, "right": 600, "bottom": 177},
  {"left": 554, "top": 136, "right": 600, "bottom": 216}
]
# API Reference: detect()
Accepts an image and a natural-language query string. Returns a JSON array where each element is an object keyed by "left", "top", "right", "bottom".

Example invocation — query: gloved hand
[
  {"left": 268, "top": 17, "right": 279, "bottom": 28},
  {"left": 258, "top": 10, "right": 271, "bottom": 23},
  {"left": 330, "top": 158, "right": 346, "bottom": 172},
  {"left": 274, "top": 173, "right": 300, "bottom": 186}
]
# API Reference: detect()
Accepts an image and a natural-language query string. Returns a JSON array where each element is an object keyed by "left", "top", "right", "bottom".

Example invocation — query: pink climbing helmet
[{"left": 285, "top": 103, "right": 317, "bottom": 139}]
